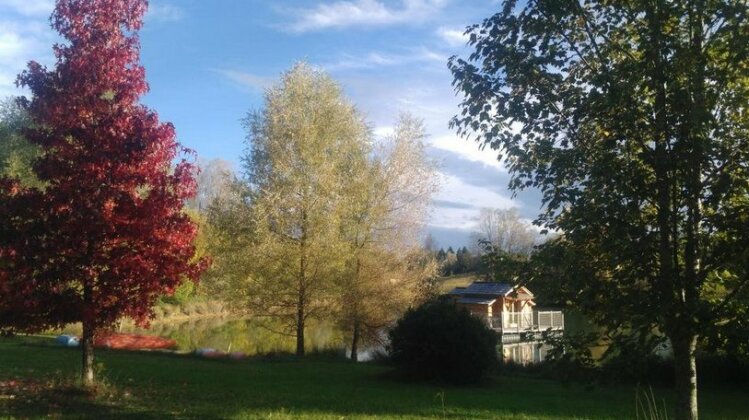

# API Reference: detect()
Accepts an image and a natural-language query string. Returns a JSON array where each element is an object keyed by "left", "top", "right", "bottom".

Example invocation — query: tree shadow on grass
[{"left": 0, "top": 377, "right": 192, "bottom": 420}]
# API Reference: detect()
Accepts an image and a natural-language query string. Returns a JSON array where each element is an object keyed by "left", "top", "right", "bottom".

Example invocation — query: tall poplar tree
[
  {"left": 337, "top": 114, "right": 439, "bottom": 361},
  {"left": 0, "top": 0, "right": 204, "bottom": 386},
  {"left": 223, "top": 63, "right": 370, "bottom": 356},
  {"left": 449, "top": 1, "right": 749, "bottom": 418}
]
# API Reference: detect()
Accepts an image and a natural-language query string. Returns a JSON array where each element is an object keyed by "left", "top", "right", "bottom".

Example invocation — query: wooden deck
[{"left": 485, "top": 311, "right": 564, "bottom": 339}]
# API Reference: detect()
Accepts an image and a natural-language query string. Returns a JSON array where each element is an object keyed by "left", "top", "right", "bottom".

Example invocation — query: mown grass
[
  {"left": 1, "top": 336, "right": 747, "bottom": 419},
  {"left": 437, "top": 274, "right": 479, "bottom": 294}
]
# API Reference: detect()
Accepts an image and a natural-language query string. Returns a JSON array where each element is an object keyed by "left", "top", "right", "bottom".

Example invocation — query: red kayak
[{"left": 94, "top": 333, "right": 176, "bottom": 350}]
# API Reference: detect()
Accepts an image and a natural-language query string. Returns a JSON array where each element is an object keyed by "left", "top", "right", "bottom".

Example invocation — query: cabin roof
[
  {"left": 449, "top": 282, "right": 513, "bottom": 296},
  {"left": 448, "top": 282, "right": 535, "bottom": 299},
  {"left": 448, "top": 286, "right": 468, "bottom": 295},
  {"left": 456, "top": 297, "right": 497, "bottom": 305}
]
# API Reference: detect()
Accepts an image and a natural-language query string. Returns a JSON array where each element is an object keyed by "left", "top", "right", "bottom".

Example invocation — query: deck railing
[
  {"left": 536, "top": 310, "right": 564, "bottom": 330},
  {"left": 486, "top": 310, "right": 564, "bottom": 333}
]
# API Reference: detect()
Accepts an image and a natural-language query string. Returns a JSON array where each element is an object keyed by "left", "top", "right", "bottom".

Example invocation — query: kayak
[
  {"left": 94, "top": 333, "right": 176, "bottom": 350},
  {"left": 55, "top": 335, "right": 80, "bottom": 347}
]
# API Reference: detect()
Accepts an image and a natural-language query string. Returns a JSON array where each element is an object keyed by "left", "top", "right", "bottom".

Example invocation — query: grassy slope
[
  {"left": 1, "top": 337, "right": 747, "bottom": 420},
  {"left": 437, "top": 274, "right": 479, "bottom": 294}
]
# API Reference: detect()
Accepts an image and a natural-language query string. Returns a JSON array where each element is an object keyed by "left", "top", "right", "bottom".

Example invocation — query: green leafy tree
[
  {"left": 0, "top": 98, "right": 40, "bottom": 187},
  {"left": 210, "top": 63, "right": 368, "bottom": 356},
  {"left": 450, "top": 1, "right": 749, "bottom": 418},
  {"left": 441, "top": 248, "right": 458, "bottom": 276}
]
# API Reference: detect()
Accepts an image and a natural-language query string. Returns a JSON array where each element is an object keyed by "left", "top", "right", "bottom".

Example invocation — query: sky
[{"left": 0, "top": 0, "right": 543, "bottom": 248}]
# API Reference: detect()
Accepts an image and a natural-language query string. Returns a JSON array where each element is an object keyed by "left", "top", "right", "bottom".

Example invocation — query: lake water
[
  {"left": 63, "top": 316, "right": 566, "bottom": 364},
  {"left": 62, "top": 317, "right": 347, "bottom": 356},
  {"left": 501, "top": 341, "right": 554, "bottom": 364}
]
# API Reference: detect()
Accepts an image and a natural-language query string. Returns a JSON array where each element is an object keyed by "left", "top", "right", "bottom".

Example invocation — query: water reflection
[
  {"left": 61, "top": 317, "right": 347, "bottom": 356},
  {"left": 61, "top": 317, "right": 559, "bottom": 364},
  {"left": 501, "top": 341, "right": 552, "bottom": 365},
  {"left": 136, "top": 318, "right": 345, "bottom": 355}
]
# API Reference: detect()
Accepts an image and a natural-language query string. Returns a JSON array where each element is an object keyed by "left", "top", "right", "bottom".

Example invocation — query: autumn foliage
[{"left": 0, "top": 0, "right": 205, "bottom": 379}]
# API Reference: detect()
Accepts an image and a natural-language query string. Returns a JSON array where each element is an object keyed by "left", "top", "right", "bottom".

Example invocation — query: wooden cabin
[{"left": 447, "top": 282, "right": 563, "bottom": 335}]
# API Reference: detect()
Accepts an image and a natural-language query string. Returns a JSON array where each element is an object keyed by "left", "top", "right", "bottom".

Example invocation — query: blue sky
[{"left": 0, "top": 0, "right": 542, "bottom": 248}]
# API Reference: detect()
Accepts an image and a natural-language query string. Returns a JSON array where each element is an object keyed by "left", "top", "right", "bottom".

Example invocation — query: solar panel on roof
[
  {"left": 463, "top": 282, "right": 514, "bottom": 295},
  {"left": 447, "top": 287, "right": 467, "bottom": 295}
]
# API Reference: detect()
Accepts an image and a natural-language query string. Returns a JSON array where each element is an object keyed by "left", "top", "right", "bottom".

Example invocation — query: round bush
[{"left": 388, "top": 300, "right": 498, "bottom": 383}]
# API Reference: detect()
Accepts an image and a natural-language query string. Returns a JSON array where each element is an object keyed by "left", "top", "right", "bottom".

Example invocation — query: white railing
[
  {"left": 536, "top": 310, "right": 564, "bottom": 330},
  {"left": 504, "top": 311, "right": 534, "bottom": 330},
  {"left": 486, "top": 310, "right": 564, "bottom": 332}
]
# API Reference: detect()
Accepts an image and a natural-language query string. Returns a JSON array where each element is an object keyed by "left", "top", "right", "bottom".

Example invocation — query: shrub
[
  {"left": 160, "top": 304, "right": 180, "bottom": 319},
  {"left": 388, "top": 300, "right": 498, "bottom": 384},
  {"left": 697, "top": 354, "right": 749, "bottom": 386},
  {"left": 598, "top": 337, "right": 673, "bottom": 385},
  {"left": 540, "top": 331, "right": 599, "bottom": 383}
]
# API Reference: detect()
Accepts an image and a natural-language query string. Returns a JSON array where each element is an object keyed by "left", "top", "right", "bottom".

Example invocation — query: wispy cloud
[
  {"left": 282, "top": 0, "right": 448, "bottom": 33},
  {"left": 431, "top": 172, "right": 516, "bottom": 230},
  {"left": 431, "top": 134, "right": 503, "bottom": 170},
  {"left": 146, "top": 2, "right": 185, "bottom": 23},
  {"left": 433, "top": 199, "right": 477, "bottom": 210},
  {"left": 327, "top": 52, "right": 398, "bottom": 70},
  {"left": 0, "top": 19, "right": 56, "bottom": 97},
  {"left": 213, "top": 69, "right": 274, "bottom": 92},
  {"left": 0, "top": 0, "right": 53, "bottom": 16},
  {"left": 0, "top": 31, "right": 26, "bottom": 63},
  {"left": 324, "top": 47, "right": 445, "bottom": 71},
  {"left": 436, "top": 26, "right": 468, "bottom": 47},
  {"left": 330, "top": 54, "right": 523, "bottom": 241}
]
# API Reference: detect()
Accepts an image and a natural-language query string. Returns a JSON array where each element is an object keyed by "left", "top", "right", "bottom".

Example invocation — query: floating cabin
[{"left": 447, "top": 282, "right": 564, "bottom": 340}]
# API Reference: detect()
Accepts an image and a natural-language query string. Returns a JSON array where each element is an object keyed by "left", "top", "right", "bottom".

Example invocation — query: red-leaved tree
[{"left": 0, "top": 0, "right": 205, "bottom": 386}]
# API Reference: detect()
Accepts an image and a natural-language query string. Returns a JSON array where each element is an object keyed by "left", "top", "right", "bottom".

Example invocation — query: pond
[
  {"left": 61, "top": 317, "right": 349, "bottom": 356},
  {"left": 501, "top": 340, "right": 554, "bottom": 365},
  {"left": 61, "top": 315, "right": 572, "bottom": 364}
]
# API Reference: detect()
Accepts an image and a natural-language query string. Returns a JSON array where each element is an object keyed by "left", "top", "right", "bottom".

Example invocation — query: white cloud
[
  {"left": 0, "top": 0, "right": 53, "bottom": 16},
  {"left": 373, "top": 125, "right": 394, "bottom": 138},
  {"left": 146, "top": 3, "right": 185, "bottom": 23},
  {"left": 327, "top": 52, "right": 397, "bottom": 70},
  {"left": 415, "top": 46, "right": 446, "bottom": 63},
  {"left": 332, "top": 60, "right": 507, "bottom": 170},
  {"left": 0, "top": 30, "right": 28, "bottom": 95},
  {"left": 431, "top": 134, "right": 504, "bottom": 170},
  {"left": 430, "top": 172, "right": 516, "bottom": 230},
  {"left": 284, "top": 0, "right": 447, "bottom": 33},
  {"left": 335, "top": 71, "right": 520, "bottom": 231},
  {"left": 0, "top": 19, "right": 56, "bottom": 97},
  {"left": 0, "top": 31, "right": 26, "bottom": 64},
  {"left": 324, "top": 47, "right": 445, "bottom": 71},
  {"left": 437, "top": 26, "right": 468, "bottom": 47},
  {"left": 213, "top": 69, "right": 274, "bottom": 92},
  {"left": 0, "top": 71, "right": 17, "bottom": 97}
]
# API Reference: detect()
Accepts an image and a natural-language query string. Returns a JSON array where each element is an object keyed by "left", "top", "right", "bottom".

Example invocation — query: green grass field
[
  {"left": 1, "top": 336, "right": 747, "bottom": 419},
  {"left": 437, "top": 274, "right": 478, "bottom": 294}
]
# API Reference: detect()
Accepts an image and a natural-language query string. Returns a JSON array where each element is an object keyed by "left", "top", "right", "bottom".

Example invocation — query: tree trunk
[
  {"left": 350, "top": 320, "right": 360, "bottom": 362},
  {"left": 350, "top": 257, "right": 362, "bottom": 362},
  {"left": 81, "top": 320, "right": 95, "bottom": 387},
  {"left": 672, "top": 334, "right": 699, "bottom": 420},
  {"left": 296, "top": 299, "right": 305, "bottom": 357},
  {"left": 296, "top": 207, "right": 307, "bottom": 357}
]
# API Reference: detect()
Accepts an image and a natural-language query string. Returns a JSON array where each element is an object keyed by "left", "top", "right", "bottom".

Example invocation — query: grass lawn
[
  {"left": 1, "top": 337, "right": 747, "bottom": 419},
  {"left": 437, "top": 274, "right": 478, "bottom": 294}
]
